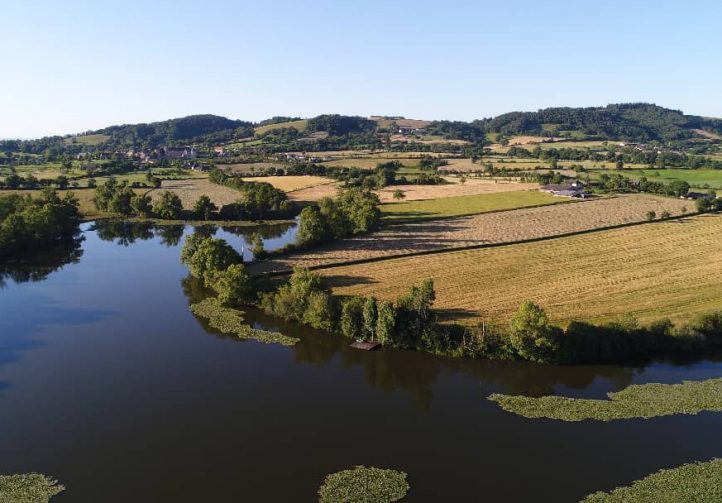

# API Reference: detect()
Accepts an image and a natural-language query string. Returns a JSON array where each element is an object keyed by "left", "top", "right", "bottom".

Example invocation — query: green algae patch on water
[
  {"left": 488, "top": 377, "right": 722, "bottom": 421},
  {"left": 581, "top": 459, "right": 722, "bottom": 502},
  {"left": 0, "top": 473, "right": 65, "bottom": 503},
  {"left": 318, "top": 466, "right": 410, "bottom": 503},
  {"left": 189, "top": 297, "right": 299, "bottom": 346}
]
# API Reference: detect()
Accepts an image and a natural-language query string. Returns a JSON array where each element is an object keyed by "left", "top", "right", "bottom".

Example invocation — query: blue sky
[{"left": 2, "top": 0, "right": 721, "bottom": 138}]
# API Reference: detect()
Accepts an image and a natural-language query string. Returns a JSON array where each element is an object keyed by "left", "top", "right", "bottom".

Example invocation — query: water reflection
[
  {"left": 0, "top": 234, "right": 84, "bottom": 287},
  {"left": 181, "top": 275, "right": 643, "bottom": 409},
  {"left": 91, "top": 220, "right": 297, "bottom": 261}
]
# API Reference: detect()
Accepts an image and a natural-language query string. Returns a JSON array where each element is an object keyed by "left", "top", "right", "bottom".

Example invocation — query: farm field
[
  {"left": 320, "top": 157, "right": 420, "bottom": 170},
  {"left": 254, "top": 119, "right": 308, "bottom": 136},
  {"left": 223, "top": 162, "right": 284, "bottom": 174},
  {"left": 319, "top": 213, "right": 722, "bottom": 326},
  {"left": 149, "top": 178, "right": 242, "bottom": 209},
  {"left": 240, "top": 175, "right": 335, "bottom": 192},
  {"left": 380, "top": 189, "right": 560, "bottom": 219},
  {"left": 63, "top": 133, "right": 110, "bottom": 145},
  {"left": 285, "top": 181, "right": 341, "bottom": 202},
  {"left": 250, "top": 194, "right": 688, "bottom": 274},
  {"left": 376, "top": 178, "right": 539, "bottom": 202},
  {"left": 2, "top": 188, "right": 118, "bottom": 220},
  {"left": 589, "top": 168, "right": 722, "bottom": 189}
]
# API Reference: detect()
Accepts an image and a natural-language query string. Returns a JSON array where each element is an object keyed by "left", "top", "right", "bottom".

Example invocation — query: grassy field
[
  {"left": 252, "top": 194, "right": 687, "bottom": 275},
  {"left": 149, "top": 178, "right": 242, "bottom": 209},
  {"left": 590, "top": 168, "right": 722, "bottom": 189},
  {"left": 254, "top": 119, "right": 308, "bottom": 136},
  {"left": 63, "top": 133, "right": 110, "bottom": 145},
  {"left": 321, "top": 157, "right": 421, "bottom": 170},
  {"left": 489, "top": 377, "right": 722, "bottom": 421},
  {"left": 240, "top": 175, "right": 335, "bottom": 192},
  {"left": 376, "top": 178, "right": 539, "bottom": 202},
  {"left": 317, "top": 212, "right": 721, "bottom": 325},
  {"left": 380, "top": 190, "right": 561, "bottom": 220},
  {"left": 581, "top": 459, "right": 722, "bottom": 502}
]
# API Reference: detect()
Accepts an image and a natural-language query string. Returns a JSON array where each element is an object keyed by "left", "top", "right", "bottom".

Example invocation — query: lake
[{"left": 1, "top": 223, "right": 722, "bottom": 502}]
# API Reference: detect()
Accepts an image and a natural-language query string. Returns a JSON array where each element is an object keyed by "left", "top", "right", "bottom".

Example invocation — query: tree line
[{"left": 0, "top": 188, "right": 80, "bottom": 260}]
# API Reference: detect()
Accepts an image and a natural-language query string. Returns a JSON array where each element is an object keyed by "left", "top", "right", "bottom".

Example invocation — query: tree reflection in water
[{"left": 0, "top": 234, "right": 84, "bottom": 288}]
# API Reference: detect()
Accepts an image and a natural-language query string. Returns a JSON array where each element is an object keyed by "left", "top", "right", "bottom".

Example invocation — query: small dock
[{"left": 350, "top": 341, "right": 382, "bottom": 351}]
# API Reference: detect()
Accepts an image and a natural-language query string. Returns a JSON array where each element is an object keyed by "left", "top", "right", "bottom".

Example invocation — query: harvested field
[
  {"left": 240, "top": 175, "right": 335, "bottom": 192},
  {"left": 223, "top": 162, "right": 283, "bottom": 174},
  {"left": 380, "top": 190, "right": 561, "bottom": 219},
  {"left": 250, "top": 194, "right": 690, "bottom": 276},
  {"left": 149, "top": 178, "right": 241, "bottom": 209},
  {"left": 317, "top": 213, "right": 722, "bottom": 326},
  {"left": 321, "top": 158, "right": 420, "bottom": 170},
  {"left": 376, "top": 178, "right": 539, "bottom": 202},
  {"left": 286, "top": 182, "right": 341, "bottom": 202}
]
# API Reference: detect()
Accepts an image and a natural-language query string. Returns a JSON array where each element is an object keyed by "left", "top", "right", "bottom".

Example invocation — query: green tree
[
  {"left": 645, "top": 210, "right": 656, "bottom": 221},
  {"left": 392, "top": 189, "right": 406, "bottom": 201},
  {"left": 296, "top": 206, "right": 328, "bottom": 246},
  {"left": 153, "top": 190, "right": 183, "bottom": 219},
  {"left": 375, "top": 300, "right": 397, "bottom": 345},
  {"left": 363, "top": 296, "right": 377, "bottom": 340},
  {"left": 131, "top": 193, "right": 153, "bottom": 217},
  {"left": 180, "top": 236, "right": 242, "bottom": 281},
  {"left": 302, "top": 291, "right": 335, "bottom": 331},
  {"left": 696, "top": 197, "right": 712, "bottom": 213},
  {"left": 193, "top": 194, "right": 217, "bottom": 220},
  {"left": 509, "top": 301, "right": 561, "bottom": 363},
  {"left": 208, "top": 263, "right": 252, "bottom": 306},
  {"left": 341, "top": 297, "right": 366, "bottom": 340}
]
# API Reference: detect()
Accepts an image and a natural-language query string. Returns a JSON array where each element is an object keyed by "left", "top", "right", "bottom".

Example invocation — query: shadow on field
[
  {"left": 324, "top": 274, "right": 378, "bottom": 288},
  {"left": 436, "top": 307, "right": 480, "bottom": 324}
]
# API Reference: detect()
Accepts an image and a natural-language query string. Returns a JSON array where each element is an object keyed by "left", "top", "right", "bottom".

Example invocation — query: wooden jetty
[{"left": 349, "top": 341, "right": 382, "bottom": 351}]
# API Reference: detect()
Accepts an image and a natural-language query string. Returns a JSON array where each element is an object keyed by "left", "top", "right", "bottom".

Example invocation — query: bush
[{"left": 153, "top": 190, "right": 183, "bottom": 219}]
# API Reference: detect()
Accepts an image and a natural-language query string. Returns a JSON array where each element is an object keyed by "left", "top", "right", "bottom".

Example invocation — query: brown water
[{"left": 1, "top": 223, "right": 721, "bottom": 502}]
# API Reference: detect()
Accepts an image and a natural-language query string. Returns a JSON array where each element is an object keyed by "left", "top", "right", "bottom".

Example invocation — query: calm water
[{"left": 1, "top": 223, "right": 722, "bottom": 502}]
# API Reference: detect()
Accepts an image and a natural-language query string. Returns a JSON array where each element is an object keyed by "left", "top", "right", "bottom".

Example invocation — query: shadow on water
[
  {"left": 0, "top": 234, "right": 84, "bottom": 288},
  {"left": 91, "top": 219, "right": 297, "bottom": 261},
  {"left": 180, "top": 274, "right": 646, "bottom": 409}
]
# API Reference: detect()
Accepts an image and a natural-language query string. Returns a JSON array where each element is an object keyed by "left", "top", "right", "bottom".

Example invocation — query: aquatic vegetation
[
  {"left": 318, "top": 466, "right": 409, "bottom": 503},
  {"left": 581, "top": 459, "right": 722, "bottom": 502},
  {"left": 0, "top": 473, "right": 65, "bottom": 503},
  {"left": 488, "top": 377, "right": 722, "bottom": 421},
  {"left": 189, "top": 297, "right": 299, "bottom": 346}
]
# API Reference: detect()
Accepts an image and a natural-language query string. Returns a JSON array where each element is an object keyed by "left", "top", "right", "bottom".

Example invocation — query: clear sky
[{"left": 2, "top": 0, "right": 721, "bottom": 138}]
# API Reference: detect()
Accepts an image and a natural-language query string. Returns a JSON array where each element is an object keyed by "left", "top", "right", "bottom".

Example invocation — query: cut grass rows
[
  {"left": 319, "top": 214, "right": 722, "bottom": 326},
  {"left": 380, "top": 189, "right": 561, "bottom": 220}
]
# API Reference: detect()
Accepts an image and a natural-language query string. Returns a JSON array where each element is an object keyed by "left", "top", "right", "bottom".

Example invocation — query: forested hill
[
  {"left": 95, "top": 114, "right": 254, "bottom": 148},
  {"left": 483, "top": 103, "right": 722, "bottom": 142}
]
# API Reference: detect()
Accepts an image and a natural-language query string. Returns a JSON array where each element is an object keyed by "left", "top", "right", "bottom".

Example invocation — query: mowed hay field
[
  {"left": 321, "top": 214, "right": 722, "bottom": 326},
  {"left": 380, "top": 190, "right": 561, "bottom": 219},
  {"left": 240, "top": 175, "right": 335, "bottom": 193},
  {"left": 150, "top": 179, "right": 241, "bottom": 209},
  {"left": 376, "top": 178, "right": 539, "bottom": 203},
  {"left": 250, "top": 194, "right": 689, "bottom": 274}
]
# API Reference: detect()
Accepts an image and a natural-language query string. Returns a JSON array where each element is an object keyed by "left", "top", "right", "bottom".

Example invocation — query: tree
[
  {"left": 55, "top": 175, "right": 69, "bottom": 189},
  {"left": 645, "top": 210, "right": 656, "bottom": 221},
  {"left": 392, "top": 189, "right": 406, "bottom": 201},
  {"left": 87, "top": 178, "right": 97, "bottom": 189},
  {"left": 660, "top": 210, "right": 671, "bottom": 219},
  {"left": 341, "top": 297, "right": 365, "bottom": 340},
  {"left": 180, "top": 236, "right": 242, "bottom": 281},
  {"left": 375, "top": 301, "right": 397, "bottom": 345},
  {"left": 459, "top": 175, "right": 467, "bottom": 185},
  {"left": 193, "top": 194, "right": 217, "bottom": 220},
  {"left": 302, "top": 291, "right": 335, "bottom": 331},
  {"left": 131, "top": 193, "right": 152, "bottom": 217},
  {"left": 296, "top": 206, "right": 328, "bottom": 246},
  {"left": 668, "top": 180, "right": 690, "bottom": 197},
  {"left": 362, "top": 297, "right": 377, "bottom": 340},
  {"left": 696, "top": 197, "right": 712, "bottom": 213},
  {"left": 509, "top": 301, "right": 561, "bottom": 363},
  {"left": 153, "top": 190, "right": 183, "bottom": 219},
  {"left": 615, "top": 159, "right": 624, "bottom": 170},
  {"left": 208, "top": 263, "right": 252, "bottom": 306}
]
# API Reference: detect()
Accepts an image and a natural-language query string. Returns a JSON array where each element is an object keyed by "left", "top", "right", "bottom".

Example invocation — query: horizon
[{"left": 3, "top": 0, "right": 722, "bottom": 138}]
